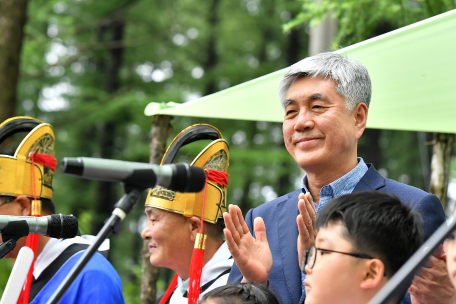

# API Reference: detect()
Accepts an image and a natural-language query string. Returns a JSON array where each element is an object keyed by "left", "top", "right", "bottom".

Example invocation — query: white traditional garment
[
  {"left": 168, "top": 241, "right": 233, "bottom": 304},
  {"left": 29, "top": 235, "right": 122, "bottom": 304},
  {"left": 33, "top": 235, "right": 109, "bottom": 278}
]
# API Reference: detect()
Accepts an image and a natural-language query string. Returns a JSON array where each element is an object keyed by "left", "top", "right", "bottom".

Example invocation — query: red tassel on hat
[
  {"left": 187, "top": 169, "right": 229, "bottom": 304},
  {"left": 17, "top": 152, "right": 57, "bottom": 304}
]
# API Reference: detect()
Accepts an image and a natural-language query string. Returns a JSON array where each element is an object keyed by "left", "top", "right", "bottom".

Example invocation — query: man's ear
[
  {"left": 189, "top": 216, "right": 202, "bottom": 242},
  {"left": 353, "top": 102, "right": 368, "bottom": 140},
  {"left": 16, "top": 195, "right": 31, "bottom": 216},
  {"left": 360, "top": 259, "right": 385, "bottom": 290}
]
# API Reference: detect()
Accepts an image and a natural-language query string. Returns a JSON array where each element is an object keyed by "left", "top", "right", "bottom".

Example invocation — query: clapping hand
[
  {"left": 409, "top": 245, "right": 456, "bottom": 304},
  {"left": 297, "top": 192, "right": 317, "bottom": 271},
  {"left": 223, "top": 204, "right": 272, "bottom": 286}
]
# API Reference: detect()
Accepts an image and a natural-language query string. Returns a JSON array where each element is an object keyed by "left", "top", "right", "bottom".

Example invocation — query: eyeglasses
[{"left": 301, "top": 245, "right": 375, "bottom": 273}]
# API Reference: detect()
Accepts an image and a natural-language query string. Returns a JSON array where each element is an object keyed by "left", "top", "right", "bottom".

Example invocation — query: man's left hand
[
  {"left": 409, "top": 245, "right": 456, "bottom": 304},
  {"left": 297, "top": 192, "right": 317, "bottom": 270}
]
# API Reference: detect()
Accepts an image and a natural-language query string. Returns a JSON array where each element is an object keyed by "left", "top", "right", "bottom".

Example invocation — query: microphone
[
  {"left": 0, "top": 214, "right": 78, "bottom": 239},
  {"left": 61, "top": 157, "right": 206, "bottom": 192}
]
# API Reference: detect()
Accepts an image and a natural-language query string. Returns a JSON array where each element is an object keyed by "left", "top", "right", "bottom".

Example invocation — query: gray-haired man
[{"left": 226, "top": 52, "right": 452, "bottom": 304}]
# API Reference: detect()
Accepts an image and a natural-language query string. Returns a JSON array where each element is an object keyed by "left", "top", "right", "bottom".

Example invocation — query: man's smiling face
[
  {"left": 141, "top": 207, "right": 194, "bottom": 269},
  {"left": 282, "top": 76, "right": 366, "bottom": 173}
]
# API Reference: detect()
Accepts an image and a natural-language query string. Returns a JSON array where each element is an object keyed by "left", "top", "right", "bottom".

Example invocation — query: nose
[
  {"left": 141, "top": 223, "right": 151, "bottom": 240},
  {"left": 304, "top": 264, "right": 312, "bottom": 275},
  {"left": 294, "top": 110, "right": 315, "bottom": 132}
]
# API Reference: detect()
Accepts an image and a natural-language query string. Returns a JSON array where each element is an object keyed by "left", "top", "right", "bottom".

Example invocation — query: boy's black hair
[
  {"left": 200, "top": 282, "right": 280, "bottom": 304},
  {"left": 315, "top": 190, "right": 424, "bottom": 278}
]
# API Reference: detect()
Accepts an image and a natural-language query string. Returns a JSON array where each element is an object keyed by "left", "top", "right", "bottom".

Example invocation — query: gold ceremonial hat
[
  {"left": 145, "top": 124, "right": 229, "bottom": 224},
  {"left": 0, "top": 117, "right": 56, "bottom": 200}
]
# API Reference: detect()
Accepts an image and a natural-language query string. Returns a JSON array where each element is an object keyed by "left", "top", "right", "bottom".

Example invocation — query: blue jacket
[
  {"left": 31, "top": 251, "right": 125, "bottom": 304},
  {"left": 227, "top": 164, "right": 445, "bottom": 304}
]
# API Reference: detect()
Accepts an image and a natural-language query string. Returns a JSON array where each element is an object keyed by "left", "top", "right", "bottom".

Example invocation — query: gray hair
[{"left": 278, "top": 52, "right": 371, "bottom": 111}]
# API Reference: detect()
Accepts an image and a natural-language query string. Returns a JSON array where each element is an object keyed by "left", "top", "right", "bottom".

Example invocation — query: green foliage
[
  {"left": 285, "top": 0, "right": 456, "bottom": 47},
  {"left": 3, "top": 0, "right": 453, "bottom": 302},
  {"left": 0, "top": 259, "right": 14, "bottom": 296},
  {"left": 2, "top": 0, "right": 306, "bottom": 301}
]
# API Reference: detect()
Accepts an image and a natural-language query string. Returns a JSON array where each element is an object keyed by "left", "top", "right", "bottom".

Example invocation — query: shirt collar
[{"left": 301, "top": 157, "right": 368, "bottom": 201}]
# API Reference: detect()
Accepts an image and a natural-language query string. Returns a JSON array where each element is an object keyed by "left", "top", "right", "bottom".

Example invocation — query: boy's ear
[
  {"left": 16, "top": 195, "right": 31, "bottom": 216},
  {"left": 360, "top": 259, "right": 386, "bottom": 290},
  {"left": 443, "top": 239, "right": 449, "bottom": 253}
]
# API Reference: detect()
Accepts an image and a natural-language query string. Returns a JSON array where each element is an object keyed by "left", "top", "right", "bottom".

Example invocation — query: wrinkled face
[
  {"left": 0, "top": 197, "right": 27, "bottom": 259},
  {"left": 282, "top": 76, "right": 365, "bottom": 172},
  {"left": 304, "top": 222, "right": 366, "bottom": 304},
  {"left": 141, "top": 207, "right": 194, "bottom": 270},
  {"left": 444, "top": 233, "right": 456, "bottom": 289}
]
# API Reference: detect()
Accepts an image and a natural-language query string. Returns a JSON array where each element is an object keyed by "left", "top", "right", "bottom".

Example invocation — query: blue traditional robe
[{"left": 30, "top": 237, "right": 124, "bottom": 304}]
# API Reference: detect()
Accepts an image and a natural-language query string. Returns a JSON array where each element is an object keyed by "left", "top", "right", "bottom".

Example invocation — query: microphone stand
[
  {"left": 46, "top": 186, "right": 143, "bottom": 304},
  {"left": 0, "top": 221, "right": 31, "bottom": 259},
  {"left": 367, "top": 219, "right": 456, "bottom": 304}
]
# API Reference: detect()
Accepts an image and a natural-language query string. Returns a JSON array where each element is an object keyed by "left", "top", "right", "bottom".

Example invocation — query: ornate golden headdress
[
  {"left": 0, "top": 116, "right": 57, "bottom": 304},
  {"left": 145, "top": 124, "right": 229, "bottom": 224},
  {"left": 0, "top": 116, "right": 56, "bottom": 201}
]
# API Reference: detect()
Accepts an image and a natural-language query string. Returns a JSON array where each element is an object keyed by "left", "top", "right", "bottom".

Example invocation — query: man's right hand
[
  {"left": 223, "top": 204, "right": 272, "bottom": 286},
  {"left": 297, "top": 192, "right": 317, "bottom": 271}
]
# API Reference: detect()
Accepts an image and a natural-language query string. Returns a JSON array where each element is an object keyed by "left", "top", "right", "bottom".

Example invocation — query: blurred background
[{"left": 0, "top": 0, "right": 455, "bottom": 302}]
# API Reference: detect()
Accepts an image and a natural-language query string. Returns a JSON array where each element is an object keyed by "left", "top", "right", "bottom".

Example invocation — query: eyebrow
[
  {"left": 283, "top": 99, "right": 295, "bottom": 107},
  {"left": 307, "top": 93, "right": 329, "bottom": 101},
  {"left": 145, "top": 207, "right": 155, "bottom": 217},
  {"left": 284, "top": 93, "right": 329, "bottom": 108},
  {"left": 316, "top": 236, "right": 333, "bottom": 246}
]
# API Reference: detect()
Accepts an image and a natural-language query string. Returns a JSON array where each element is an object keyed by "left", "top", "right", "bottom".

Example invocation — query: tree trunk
[
  {"left": 141, "top": 115, "right": 173, "bottom": 304},
  {"left": 93, "top": 19, "right": 125, "bottom": 235},
  {"left": 0, "top": 0, "right": 28, "bottom": 122},
  {"left": 308, "top": 6, "right": 337, "bottom": 56},
  {"left": 430, "top": 133, "right": 455, "bottom": 211},
  {"left": 203, "top": 0, "right": 220, "bottom": 95}
]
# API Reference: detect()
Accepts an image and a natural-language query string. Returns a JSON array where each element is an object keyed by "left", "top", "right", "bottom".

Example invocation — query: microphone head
[
  {"left": 172, "top": 164, "right": 206, "bottom": 193},
  {"left": 61, "top": 157, "right": 83, "bottom": 176},
  {"left": 47, "top": 214, "right": 79, "bottom": 239}
]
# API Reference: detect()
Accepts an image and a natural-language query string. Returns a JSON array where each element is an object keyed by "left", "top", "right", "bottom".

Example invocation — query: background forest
[{"left": 1, "top": 0, "right": 455, "bottom": 303}]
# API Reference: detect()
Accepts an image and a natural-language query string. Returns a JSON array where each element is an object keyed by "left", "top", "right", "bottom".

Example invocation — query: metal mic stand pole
[
  {"left": 367, "top": 218, "right": 456, "bottom": 304},
  {"left": 46, "top": 187, "right": 143, "bottom": 304}
]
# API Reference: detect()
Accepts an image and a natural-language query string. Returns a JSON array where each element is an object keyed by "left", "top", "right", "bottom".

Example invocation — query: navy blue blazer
[{"left": 227, "top": 164, "right": 446, "bottom": 304}]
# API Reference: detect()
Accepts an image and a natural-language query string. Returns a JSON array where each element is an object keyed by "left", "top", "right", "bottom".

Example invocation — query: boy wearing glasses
[{"left": 224, "top": 191, "right": 424, "bottom": 304}]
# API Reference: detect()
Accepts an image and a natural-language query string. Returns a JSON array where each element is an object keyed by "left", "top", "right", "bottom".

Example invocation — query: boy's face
[
  {"left": 444, "top": 232, "right": 456, "bottom": 289},
  {"left": 304, "top": 222, "right": 385, "bottom": 304}
]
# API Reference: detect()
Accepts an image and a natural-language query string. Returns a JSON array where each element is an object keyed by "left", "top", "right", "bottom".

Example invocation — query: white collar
[
  {"left": 34, "top": 235, "right": 110, "bottom": 279},
  {"left": 176, "top": 241, "right": 232, "bottom": 292}
]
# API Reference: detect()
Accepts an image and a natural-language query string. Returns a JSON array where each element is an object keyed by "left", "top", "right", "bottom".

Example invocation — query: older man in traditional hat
[{"left": 141, "top": 124, "right": 233, "bottom": 304}]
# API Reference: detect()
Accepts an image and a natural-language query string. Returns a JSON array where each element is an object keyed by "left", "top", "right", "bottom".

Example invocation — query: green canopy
[{"left": 145, "top": 9, "right": 456, "bottom": 134}]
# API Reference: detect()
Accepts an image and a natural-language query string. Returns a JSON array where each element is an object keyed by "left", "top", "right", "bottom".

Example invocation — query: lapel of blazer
[
  {"left": 277, "top": 189, "right": 301, "bottom": 304},
  {"left": 353, "top": 164, "right": 385, "bottom": 192}
]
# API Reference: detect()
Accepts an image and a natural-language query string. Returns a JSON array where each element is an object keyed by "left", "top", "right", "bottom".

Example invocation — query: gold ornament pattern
[
  {"left": 150, "top": 185, "right": 177, "bottom": 201},
  {"left": 27, "top": 133, "right": 55, "bottom": 188}
]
